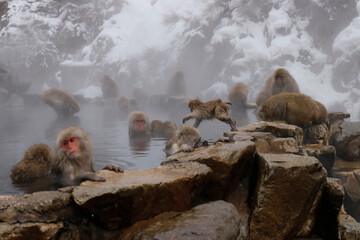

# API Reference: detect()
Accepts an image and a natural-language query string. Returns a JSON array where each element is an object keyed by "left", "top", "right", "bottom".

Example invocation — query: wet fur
[{"left": 164, "top": 125, "right": 201, "bottom": 156}]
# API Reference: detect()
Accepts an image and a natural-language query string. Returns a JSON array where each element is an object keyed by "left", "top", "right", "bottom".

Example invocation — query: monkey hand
[
  {"left": 180, "top": 144, "right": 194, "bottom": 153},
  {"left": 202, "top": 140, "right": 209, "bottom": 146},
  {"left": 93, "top": 174, "right": 106, "bottom": 182},
  {"left": 182, "top": 118, "right": 186, "bottom": 124},
  {"left": 103, "top": 163, "right": 124, "bottom": 173},
  {"left": 214, "top": 136, "right": 235, "bottom": 144}
]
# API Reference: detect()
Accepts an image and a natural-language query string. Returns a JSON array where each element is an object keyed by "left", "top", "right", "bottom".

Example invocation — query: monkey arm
[
  {"left": 179, "top": 144, "right": 194, "bottom": 153},
  {"left": 182, "top": 113, "right": 194, "bottom": 123},
  {"left": 75, "top": 172, "right": 106, "bottom": 184}
]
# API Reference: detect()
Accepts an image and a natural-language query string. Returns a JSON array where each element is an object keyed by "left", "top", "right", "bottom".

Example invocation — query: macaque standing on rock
[
  {"left": 164, "top": 125, "right": 201, "bottom": 156},
  {"left": 42, "top": 88, "right": 80, "bottom": 117},
  {"left": 256, "top": 68, "right": 300, "bottom": 106},
  {"left": 183, "top": 99, "right": 237, "bottom": 131},
  {"left": 258, "top": 92, "right": 328, "bottom": 126},
  {"left": 101, "top": 75, "right": 119, "bottom": 99},
  {"left": 128, "top": 111, "right": 151, "bottom": 137},
  {"left": 11, "top": 144, "right": 52, "bottom": 184}
]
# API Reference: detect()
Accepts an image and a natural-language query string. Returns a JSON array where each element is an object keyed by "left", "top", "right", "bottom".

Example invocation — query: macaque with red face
[
  {"left": 52, "top": 126, "right": 122, "bottom": 186},
  {"left": 128, "top": 111, "right": 151, "bottom": 137}
]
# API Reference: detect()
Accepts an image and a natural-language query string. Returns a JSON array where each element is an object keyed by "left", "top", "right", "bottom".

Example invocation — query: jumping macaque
[
  {"left": 228, "top": 82, "right": 249, "bottom": 109},
  {"left": 11, "top": 144, "right": 52, "bottom": 184},
  {"left": 128, "top": 111, "right": 151, "bottom": 137},
  {"left": 258, "top": 92, "right": 328, "bottom": 126},
  {"left": 168, "top": 70, "right": 186, "bottom": 96},
  {"left": 52, "top": 126, "right": 123, "bottom": 186},
  {"left": 183, "top": 99, "right": 237, "bottom": 131},
  {"left": 164, "top": 125, "right": 201, "bottom": 156},
  {"left": 151, "top": 120, "right": 177, "bottom": 139},
  {"left": 100, "top": 75, "right": 119, "bottom": 99},
  {"left": 256, "top": 68, "right": 300, "bottom": 106},
  {"left": 42, "top": 88, "right": 80, "bottom": 117}
]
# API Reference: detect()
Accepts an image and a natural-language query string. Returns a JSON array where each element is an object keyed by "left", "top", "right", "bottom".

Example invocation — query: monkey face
[
  {"left": 62, "top": 136, "right": 79, "bottom": 156},
  {"left": 134, "top": 118, "right": 146, "bottom": 131},
  {"left": 275, "top": 75, "right": 283, "bottom": 84}
]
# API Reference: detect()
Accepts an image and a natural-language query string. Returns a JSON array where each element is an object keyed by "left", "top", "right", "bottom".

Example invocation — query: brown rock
[
  {"left": 72, "top": 162, "right": 212, "bottom": 230},
  {"left": 162, "top": 141, "right": 256, "bottom": 199},
  {"left": 249, "top": 153, "right": 327, "bottom": 240},
  {"left": 0, "top": 222, "right": 63, "bottom": 240},
  {"left": 332, "top": 121, "right": 360, "bottom": 161},
  {"left": 339, "top": 209, "right": 360, "bottom": 240},
  {"left": 301, "top": 144, "right": 336, "bottom": 173},
  {"left": 127, "top": 201, "right": 241, "bottom": 240},
  {"left": 305, "top": 123, "right": 328, "bottom": 145},
  {"left": 270, "top": 137, "right": 299, "bottom": 154}
]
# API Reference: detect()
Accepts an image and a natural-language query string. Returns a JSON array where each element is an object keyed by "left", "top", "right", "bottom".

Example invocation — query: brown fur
[
  {"left": 168, "top": 70, "right": 186, "bottom": 96},
  {"left": 151, "top": 120, "right": 177, "bottom": 139},
  {"left": 228, "top": 82, "right": 249, "bottom": 109},
  {"left": 258, "top": 92, "right": 328, "bottom": 125},
  {"left": 164, "top": 125, "right": 201, "bottom": 156},
  {"left": 183, "top": 99, "right": 237, "bottom": 131},
  {"left": 101, "top": 75, "right": 119, "bottom": 99},
  {"left": 11, "top": 144, "right": 52, "bottom": 184},
  {"left": 42, "top": 88, "right": 80, "bottom": 117},
  {"left": 256, "top": 68, "right": 300, "bottom": 106},
  {"left": 117, "top": 96, "right": 139, "bottom": 114},
  {"left": 128, "top": 111, "right": 151, "bottom": 137}
]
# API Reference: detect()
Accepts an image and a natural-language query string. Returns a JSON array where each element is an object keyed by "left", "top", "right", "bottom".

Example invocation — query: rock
[
  {"left": 328, "top": 112, "right": 351, "bottom": 122},
  {"left": 301, "top": 144, "right": 336, "bottom": 173},
  {"left": 304, "top": 123, "right": 328, "bottom": 145},
  {"left": 0, "top": 191, "right": 79, "bottom": 224},
  {"left": 126, "top": 200, "right": 241, "bottom": 240},
  {"left": 162, "top": 141, "right": 256, "bottom": 199},
  {"left": 270, "top": 137, "right": 299, "bottom": 154},
  {"left": 315, "top": 178, "right": 344, "bottom": 239},
  {"left": 72, "top": 162, "right": 212, "bottom": 230},
  {"left": 248, "top": 153, "right": 327, "bottom": 240},
  {"left": 0, "top": 222, "right": 63, "bottom": 240},
  {"left": 339, "top": 209, "right": 360, "bottom": 240},
  {"left": 239, "top": 121, "right": 303, "bottom": 145},
  {"left": 332, "top": 121, "right": 360, "bottom": 161}
]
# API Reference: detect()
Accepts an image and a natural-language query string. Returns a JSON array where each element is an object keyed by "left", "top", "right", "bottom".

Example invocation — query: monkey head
[
  {"left": 177, "top": 125, "right": 201, "bottom": 148},
  {"left": 188, "top": 99, "right": 202, "bottom": 112},
  {"left": 128, "top": 111, "right": 150, "bottom": 136}
]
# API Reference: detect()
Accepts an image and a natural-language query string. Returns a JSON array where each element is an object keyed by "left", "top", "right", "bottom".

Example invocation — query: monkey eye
[
  {"left": 69, "top": 137, "right": 76, "bottom": 143},
  {"left": 63, "top": 140, "right": 68, "bottom": 146}
]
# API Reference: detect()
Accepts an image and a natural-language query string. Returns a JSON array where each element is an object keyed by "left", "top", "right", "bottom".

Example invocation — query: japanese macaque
[
  {"left": 100, "top": 75, "right": 119, "bottom": 99},
  {"left": 183, "top": 99, "right": 237, "bottom": 131},
  {"left": 151, "top": 120, "right": 177, "bottom": 139},
  {"left": 256, "top": 68, "right": 300, "bottom": 106},
  {"left": 11, "top": 144, "right": 52, "bottom": 184},
  {"left": 228, "top": 82, "right": 249, "bottom": 109},
  {"left": 258, "top": 92, "right": 328, "bottom": 126},
  {"left": 42, "top": 88, "right": 80, "bottom": 117},
  {"left": 117, "top": 96, "right": 139, "bottom": 114},
  {"left": 52, "top": 126, "right": 123, "bottom": 186},
  {"left": 164, "top": 125, "right": 201, "bottom": 156},
  {"left": 168, "top": 70, "right": 186, "bottom": 96},
  {"left": 128, "top": 111, "right": 151, "bottom": 137}
]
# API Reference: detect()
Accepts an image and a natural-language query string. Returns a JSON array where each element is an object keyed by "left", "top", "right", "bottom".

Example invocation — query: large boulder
[
  {"left": 162, "top": 141, "right": 256, "bottom": 199},
  {"left": 72, "top": 162, "right": 212, "bottom": 230},
  {"left": 332, "top": 121, "right": 360, "bottom": 161},
  {"left": 0, "top": 222, "right": 63, "bottom": 240},
  {"left": 248, "top": 153, "right": 327, "bottom": 240},
  {"left": 122, "top": 200, "right": 241, "bottom": 240},
  {"left": 301, "top": 144, "right": 336, "bottom": 174}
]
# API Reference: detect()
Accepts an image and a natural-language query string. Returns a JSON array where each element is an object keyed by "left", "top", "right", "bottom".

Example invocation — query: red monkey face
[
  {"left": 134, "top": 118, "right": 145, "bottom": 131},
  {"left": 275, "top": 75, "right": 283, "bottom": 84},
  {"left": 62, "top": 136, "right": 79, "bottom": 156}
]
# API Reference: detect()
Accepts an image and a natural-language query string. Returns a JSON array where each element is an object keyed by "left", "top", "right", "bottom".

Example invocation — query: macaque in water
[
  {"left": 52, "top": 126, "right": 123, "bottom": 186},
  {"left": 256, "top": 68, "right": 300, "bottom": 106},
  {"left": 11, "top": 144, "right": 52, "bottom": 184},
  {"left": 164, "top": 125, "right": 201, "bottom": 156},
  {"left": 117, "top": 96, "right": 139, "bottom": 114},
  {"left": 168, "top": 70, "right": 186, "bottom": 96},
  {"left": 101, "top": 75, "right": 119, "bottom": 99},
  {"left": 128, "top": 111, "right": 151, "bottom": 137},
  {"left": 228, "top": 82, "right": 249, "bottom": 109},
  {"left": 183, "top": 99, "right": 237, "bottom": 131},
  {"left": 42, "top": 88, "right": 80, "bottom": 117},
  {"left": 258, "top": 92, "right": 328, "bottom": 126},
  {"left": 151, "top": 120, "right": 177, "bottom": 139}
]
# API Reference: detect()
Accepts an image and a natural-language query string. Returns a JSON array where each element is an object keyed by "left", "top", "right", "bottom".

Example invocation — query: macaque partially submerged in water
[
  {"left": 151, "top": 120, "right": 177, "bottom": 139},
  {"left": 128, "top": 111, "right": 151, "bottom": 137}
]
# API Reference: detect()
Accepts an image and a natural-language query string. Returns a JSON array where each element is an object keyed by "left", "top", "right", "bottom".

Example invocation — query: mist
[{"left": 0, "top": 0, "right": 360, "bottom": 119}]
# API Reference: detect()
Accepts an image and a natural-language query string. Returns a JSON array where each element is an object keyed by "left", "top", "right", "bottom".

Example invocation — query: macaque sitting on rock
[
  {"left": 183, "top": 99, "right": 237, "bottom": 131},
  {"left": 42, "top": 88, "right": 80, "bottom": 117}
]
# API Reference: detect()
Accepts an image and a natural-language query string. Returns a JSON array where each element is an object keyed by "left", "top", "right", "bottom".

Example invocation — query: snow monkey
[
  {"left": 128, "top": 111, "right": 151, "bottom": 137},
  {"left": 167, "top": 70, "right": 186, "bottom": 96},
  {"left": 150, "top": 120, "right": 177, "bottom": 139},
  {"left": 52, "top": 126, "right": 123, "bottom": 186},
  {"left": 164, "top": 125, "right": 201, "bottom": 156},
  {"left": 182, "top": 99, "right": 237, "bottom": 131},
  {"left": 258, "top": 92, "right": 328, "bottom": 126},
  {"left": 256, "top": 68, "right": 300, "bottom": 106},
  {"left": 42, "top": 88, "right": 80, "bottom": 117},
  {"left": 11, "top": 144, "right": 52, "bottom": 184},
  {"left": 100, "top": 74, "right": 119, "bottom": 99},
  {"left": 228, "top": 82, "right": 249, "bottom": 109}
]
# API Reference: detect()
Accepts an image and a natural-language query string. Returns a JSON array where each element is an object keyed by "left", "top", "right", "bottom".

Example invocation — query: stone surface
[
  {"left": 0, "top": 191, "right": 79, "bottom": 224},
  {"left": 72, "top": 162, "right": 212, "bottom": 230},
  {"left": 239, "top": 121, "right": 303, "bottom": 145},
  {"left": 332, "top": 121, "right": 360, "bottom": 161},
  {"left": 0, "top": 222, "right": 63, "bottom": 240},
  {"left": 125, "top": 201, "right": 241, "bottom": 240},
  {"left": 305, "top": 123, "right": 328, "bottom": 145},
  {"left": 301, "top": 144, "right": 336, "bottom": 174},
  {"left": 339, "top": 209, "right": 360, "bottom": 240},
  {"left": 162, "top": 141, "right": 256, "bottom": 199},
  {"left": 270, "top": 137, "right": 299, "bottom": 153},
  {"left": 249, "top": 153, "right": 327, "bottom": 240}
]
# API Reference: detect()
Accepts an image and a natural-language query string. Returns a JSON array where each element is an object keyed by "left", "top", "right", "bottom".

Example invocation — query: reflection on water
[{"left": 0, "top": 103, "right": 257, "bottom": 195}]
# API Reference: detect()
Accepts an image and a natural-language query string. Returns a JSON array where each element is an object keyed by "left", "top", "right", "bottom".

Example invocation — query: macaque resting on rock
[
  {"left": 11, "top": 127, "right": 123, "bottom": 187},
  {"left": 42, "top": 88, "right": 80, "bottom": 117},
  {"left": 101, "top": 75, "right": 119, "bottom": 99},
  {"left": 183, "top": 99, "right": 237, "bottom": 131}
]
